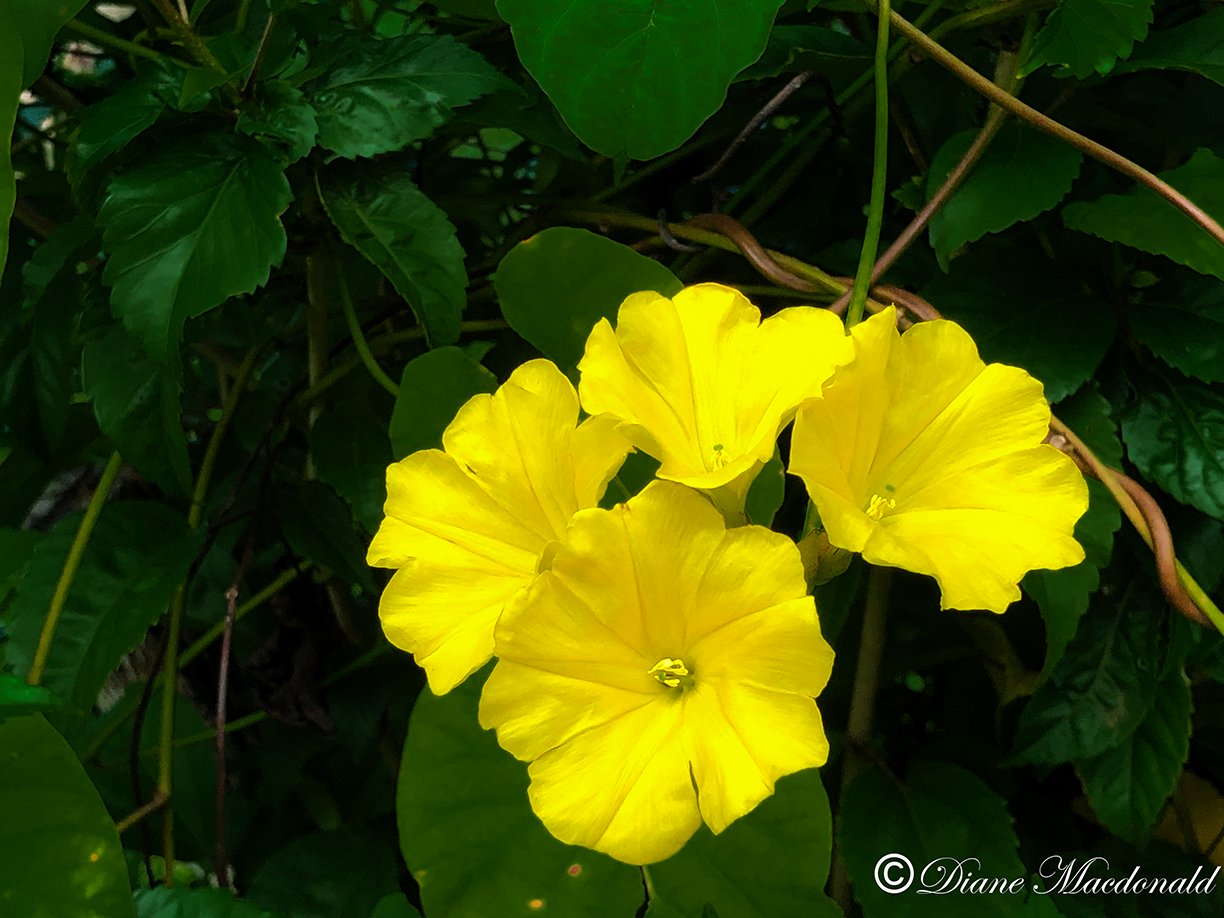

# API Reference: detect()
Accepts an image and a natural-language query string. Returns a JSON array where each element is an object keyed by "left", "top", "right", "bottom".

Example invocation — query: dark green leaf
[
  {"left": 0, "top": 714, "right": 134, "bottom": 918},
  {"left": 1024, "top": 0, "right": 1153, "bottom": 79},
  {"left": 1122, "top": 369, "right": 1224, "bottom": 520},
  {"left": 3, "top": 501, "right": 197, "bottom": 710},
  {"left": 1075, "top": 668, "right": 1192, "bottom": 844},
  {"left": 83, "top": 327, "right": 191, "bottom": 495},
  {"left": 839, "top": 762, "right": 1029, "bottom": 917},
  {"left": 370, "top": 894, "right": 423, "bottom": 918},
  {"left": 237, "top": 81, "right": 319, "bottom": 162},
  {"left": 1064, "top": 149, "right": 1224, "bottom": 281},
  {"left": 744, "top": 453, "right": 785, "bottom": 527},
  {"left": 497, "top": 0, "right": 786, "bottom": 159},
  {"left": 135, "top": 887, "right": 271, "bottom": 918},
  {"left": 922, "top": 243, "right": 1115, "bottom": 401},
  {"left": 319, "top": 165, "right": 467, "bottom": 347},
  {"left": 310, "top": 403, "right": 393, "bottom": 533},
  {"left": 98, "top": 135, "right": 292, "bottom": 365},
  {"left": 247, "top": 828, "right": 399, "bottom": 918},
  {"left": 68, "top": 64, "right": 178, "bottom": 187},
  {"left": 0, "top": 671, "right": 57, "bottom": 722},
  {"left": 927, "top": 122, "right": 1083, "bottom": 267},
  {"left": 1129, "top": 273, "right": 1224, "bottom": 383},
  {"left": 0, "top": 527, "right": 41, "bottom": 604},
  {"left": 494, "top": 227, "right": 683, "bottom": 371},
  {"left": 740, "top": 24, "right": 869, "bottom": 82},
  {"left": 279, "top": 480, "right": 376, "bottom": 592},
  {"left": 397, "top": 670, "right": 643, "bottom": 917},
  {"left": 648, "top": 769, "right": 839, "bottom": 918},
  {"left": 1117, "top": 7, "right": 1224, "bottom": 86},
  {"left": 1024, "top": 387, "right": 1122, "bottom": 672},
  {"left": 1010, "top": 590, "right": 1161, "bottom": 765},
  {"left": 0, "top": 5, "right": 20, "bottom": 278},
  {"left": 305, "top": 34, "right": 506, "bottom": 158},
  {"left": 11, "top": 0, "right": 91, "bottom": 86},
  {"left": 389, "top": 347, "right": 496, "bottom": 460}
]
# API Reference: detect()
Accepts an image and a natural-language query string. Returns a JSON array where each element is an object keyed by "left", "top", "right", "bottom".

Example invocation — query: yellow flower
[
  {"left": 367, "top": 359, "right": 632, "bottom": 694},
  {"left": 478, "top": 481, "right": 834, "bottom": 865},
  {"left": 789, "top": 307, "right": 1088, "bottom": 612},
  {"left": 577, "top": 283, "right": 853, "bottom": 512}
]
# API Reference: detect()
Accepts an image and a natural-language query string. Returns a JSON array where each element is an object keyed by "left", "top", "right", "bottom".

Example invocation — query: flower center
[
  {"left": 648, "top": 657, "right": 694, "bottom": 689},
  {"left": 865, "top": 493, "right": 897, "bottom": 520},
  {"left": 709, "top": 442, "right": 729, "bottom": 470}
]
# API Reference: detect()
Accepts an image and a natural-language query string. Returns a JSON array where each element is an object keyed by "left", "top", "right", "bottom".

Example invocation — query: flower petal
[
  {"left": 443, "top": 359, "right": 617, "bottom": 541},
  {"left": 690, "top": 597, "right": 833, "bottom": 698},
  {"left": 368, "top": 359, "right": 631, "bottom": 694},
  {"left": 867, "top": 446, "right": 1088, "bottom": 612},
  {"left": 525, "top": 698, "right": 702, "bottom": 865},
  {"left": 686, "top": 682, "right": 829, "bottom": 834},
  {"left": 578, "top": 284, "right": 852, "bottom": 490}
]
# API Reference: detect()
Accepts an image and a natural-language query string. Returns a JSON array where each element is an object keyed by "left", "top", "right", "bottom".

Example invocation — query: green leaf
[
  {"left": 741, "top": 24, "right": 869, "bottom": 82},
  {"left": 1123, "top": 368, "right": 1224, "bottom": 519},
  {"left": 310, "top": 402, "right": 393, "bottom": 533},
  {"left": 648, "top": 770, "right": 839, "bottom": 918},
  {"left": 1010, "top": 589, "right": 1161, "bottom": 766},
  {"left": 68, "top": 63, "right": 178, "bottom": 188},
  {"left": 497, "top": 0, "right": 786, "bottom": 159},
  {"left": 1129, "top": 273, "right": 1224, "bottom": 383},
  {"left": 246, "top": 828, "right": 399, "bottom": 918},
  {"left": 0, "top": 714, "right": 135, "bottom": 918},
  {"left": 278, "top": 480, "right": 376, "bottom": 592},
  {"left": 135, "top": 889, "right": 270, "bottom": 918},
  {"left": 927, "top": 122, "right": 1083, "bottom": 267},
  {"left": 1024, "top": 387, "right": 1122, "bottom": 673},
  {"left": 1024, "top": 0, "right": 1153, "bottom": 79},
  {"left": 839, "top": 762, "right": 1029, "bottom": 917},
  {"left": 4, "top": 502, "right": 197, "bottom": 710},
  {"left": 10, "top": 0, "right": 92, "bottom": 87},
  {"left": 921, "top": 242, "right": 1115, "bottom": 402},
  {"left": 389, "top": 347, "right": 497, "bottom": 460},
  {"left": 98, "top": 135, "right": 292, "bottom": 365},
  {"left": 0, "top": 4, "right": 21, "bottom": 279},
  {"left": 319, "top": 165, "right": 468, "bottom": 347},
  {"left": 0, "top": 526, "right": 41, "bottom": 604},
  {"left": 494, "top": 227, "right": 683, "bottom": 371},
  {"left": 744, "top": 453, "right": 786, "bottom": 527},
  {"left": 0, "top": 671, "right": 57, "bottom": 722},
  {"left": 83, "top": 327, "right": 191, "bottom": 495},
  {"left": 1063, "top": 149, "right": 1224, "bottom": 281},
  {"left": 370, "top": 894, "right": 423, "bottom": 918},
  {"left": 305, "top": 33, "right": 506, "bottom": 159},
  {"left": 1075, "top": 668, "right": 1192, "bottom": 844},
  {"left": 237, "top": 80, "right": 319, "bottom": 162},
  {"left": 1117, "top": 6, "right": 1224, "bottom": 86},
  {"left": 397, "top": 670, "right": 644, "bottom": 917}
]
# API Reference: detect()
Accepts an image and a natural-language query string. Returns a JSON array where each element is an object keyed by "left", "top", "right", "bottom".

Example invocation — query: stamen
[
  {"left": 866, "top": 493, "right": 897, "bottom": 520},
  {"left": 648, "top": 657, "right": 692, "bottom": 689}
]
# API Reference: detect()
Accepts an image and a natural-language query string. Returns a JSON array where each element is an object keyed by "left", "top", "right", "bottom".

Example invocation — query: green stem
[
  {"left": 846, "top": 0, "right": 892, "bottom": 327},
  {"left": 158, "top": 346, "right": 259, "bottom": 883},
  {"left": 831, "top": 566, "right": 892, "bottom": 908},
  {"left": 27, "top": 452, "right": 123, "bottom": 686},
  {"left": 334, "top": 259, "right": 400, "bottom": 398},
  {"left": 65, "top": 19, "right": 192, "bottom": 68},
  {"left": 178, "top": 566, "right": 306, "bottom": 669},
  {"left": 79, "top": 566, "right": 304, "bottom": 763},
  {"left": 884, "top": 7, "right": 1224, "bottom": 250},
  {"left": 298, "top": 319, "right": 508, "bottom": 406}
]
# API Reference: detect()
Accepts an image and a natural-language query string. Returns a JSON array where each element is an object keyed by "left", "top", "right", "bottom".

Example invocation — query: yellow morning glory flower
[
  {"left": 478, "top": 481, "right": 834, "bottom": 865},
  {"left": 577, "top": 283, "right": 853, "bottom": 513},
  {"left": 367, "top": 359, "right": 632, "bottom": 694},
  {"left": 789, "top": 307, "right": 1088, "bottom": 612}
]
